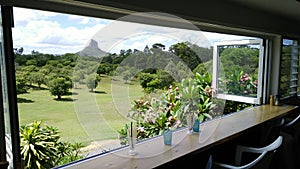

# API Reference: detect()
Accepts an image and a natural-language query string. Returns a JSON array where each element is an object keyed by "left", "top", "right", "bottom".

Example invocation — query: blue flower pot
[
  {"left": 163, "top": 130, "right": 172, "bottom": 145},
  {"left": 193, "top": 119, "right": 200, "bottom": 132}
]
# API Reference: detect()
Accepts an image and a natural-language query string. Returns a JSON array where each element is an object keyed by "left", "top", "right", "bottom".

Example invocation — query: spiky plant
[{"left": 20, "top": 121, "right": 60, "bottom": 169}]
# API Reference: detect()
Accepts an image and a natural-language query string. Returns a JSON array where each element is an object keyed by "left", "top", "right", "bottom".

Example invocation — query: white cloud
[
  {"left": 68, "top": 15, "right": 91, "bottom": 25},
  {"left": 92, "top": 20, "right": 213, "bottom": 53},
  {"left": 13, "top": 7, "right": 58, "bottom": 25},
  {"left": 80, "top": 18, "right": 90, "bottom": 24},
  {"left": 12, "top": 8, "right": 255, "bottom": 55},
  {"left": 12, "top": 7, "right": 106, "bottom": 54},
  {"left": 106, "top": 33, "right": 179, "bottom": 53}
]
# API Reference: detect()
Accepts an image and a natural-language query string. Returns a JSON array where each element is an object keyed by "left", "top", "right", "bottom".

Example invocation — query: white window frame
[{"left": 212, "top": 39, "right": 264, "bottom": 104}]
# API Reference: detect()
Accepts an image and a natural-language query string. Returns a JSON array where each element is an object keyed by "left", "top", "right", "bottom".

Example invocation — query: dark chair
[
  {"left": 212, "top": 118, "right": 284, "bottom": 169},
  {"left": 211, "top": 136, "right": 283, "bottom": 169},
  {"left": 270, "top": 95, "right": 300, "bottom": 169},
  {"left": 269, "top": 110, "right": 300, "bottom": 169}
]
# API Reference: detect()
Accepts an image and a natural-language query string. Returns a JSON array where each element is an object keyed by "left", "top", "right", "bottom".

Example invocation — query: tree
[
  {"left": 157, "top": 70, "right": 174, "bottom": 89},
  {"left": 122, "top": 70, "right": 132, "bottom": 84},
  {"left": 169, "top": 42, "right": 201, "bottom": 70},
  {"left": 49, "top": 77, "right": 72, "bottom": 100},
  {"left": 219, "top": 47, "right": 259, "bottom": 79},
  {"left": 16, "top": 76, "right": 27, "bottom": 94},
  {"left": 143, "top": 45, "right": 151, "bottom": 53},
  {"left": 72, "top": 71, "right": 83, "bottom": 88},
  {"left": 152, "top": 43, "right": 165, "bottom": 50},
  {"left": 14, "top": 47, "right": 23, "bottom": 55},
  {"left": 86, "top": 74, "right": 101, "bottom": 92},
  {"left": 139, "top": 73, "right": 157, "bottom": 89},
  {"left": 31, "top": 71, "right": 45, "bottom": 88}
]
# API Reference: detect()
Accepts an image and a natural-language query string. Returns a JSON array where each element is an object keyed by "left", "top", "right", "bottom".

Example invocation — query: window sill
[{"left": 57, "top": 104, "right": 298, "bottom": 169}]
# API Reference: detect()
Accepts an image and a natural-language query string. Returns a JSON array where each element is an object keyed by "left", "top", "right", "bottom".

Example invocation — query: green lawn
[{"left": 17, "top": 76, "right": 144, "bottom": 146}]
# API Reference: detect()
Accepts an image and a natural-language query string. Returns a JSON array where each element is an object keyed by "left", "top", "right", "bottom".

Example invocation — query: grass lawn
[{"left": 17, "top": 75, "right": 144, "bottom": 146}]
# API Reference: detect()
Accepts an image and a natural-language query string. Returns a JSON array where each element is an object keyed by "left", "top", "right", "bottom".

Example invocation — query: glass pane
[
  {"left": 12, "top": 7, "right": 260, "bottom": 167},
  {"left": 218, "top": 43, "right": 259, "bottom": 97},
  {"left": 213, "top": 39, "right": 262, "bottom": 104},
  {"left": 0, "top": 6, "right": 14, "bottom": 169},
  {"left": 280, "top": 39, "right": 300, "bottom": 98}
]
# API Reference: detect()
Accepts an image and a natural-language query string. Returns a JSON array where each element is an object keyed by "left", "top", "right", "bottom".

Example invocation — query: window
[
  {"left": 12, "top": 6, "right": 270, "bottom": 168},
  {"left": 280, "top": 38, "right": 300, "bottom": 99},
  {"left": 212, "top": 39, "right": 264, "bottom": 104}
]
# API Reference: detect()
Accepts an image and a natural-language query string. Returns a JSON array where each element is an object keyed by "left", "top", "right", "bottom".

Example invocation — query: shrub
[{"left": 20, "top": 121, "right": 83, "bottom": 169}]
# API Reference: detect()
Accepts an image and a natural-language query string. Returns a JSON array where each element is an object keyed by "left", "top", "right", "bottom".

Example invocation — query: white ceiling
[{"left": 227, "top": 0, "right": 300, "bottom": 21}]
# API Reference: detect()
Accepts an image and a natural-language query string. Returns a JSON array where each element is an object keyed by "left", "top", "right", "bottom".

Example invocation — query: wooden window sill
[{"left": 57, "top": 104, "right": 298, "bottom": 169}]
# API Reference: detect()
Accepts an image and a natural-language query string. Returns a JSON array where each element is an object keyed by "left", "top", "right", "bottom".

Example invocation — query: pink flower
[
  {"left": 137, "top": 127, "right": 144, "bottom": 132},
  {"left": 144, "top": 101, "right": 149, "bottom": 106}
]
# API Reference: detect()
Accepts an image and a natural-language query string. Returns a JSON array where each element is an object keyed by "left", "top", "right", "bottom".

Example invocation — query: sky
[{"left": 12, "top": 7, "right": 251, "bottom": 55}]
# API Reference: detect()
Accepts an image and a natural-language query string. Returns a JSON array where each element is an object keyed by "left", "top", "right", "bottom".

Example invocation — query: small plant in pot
[{"left": 180, "top": 75, "right": 213, "bottom": 134}]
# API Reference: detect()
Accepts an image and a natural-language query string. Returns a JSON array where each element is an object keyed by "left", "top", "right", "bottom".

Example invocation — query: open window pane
[{"left": 212, "top": 39, "right": 263, "bottom": 104}]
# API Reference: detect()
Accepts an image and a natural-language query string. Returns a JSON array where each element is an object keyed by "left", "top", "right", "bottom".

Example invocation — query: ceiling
[
  {"left": 4, "top": 0, "right": 300, "bottom": 36},
  {"left": 227, "top": 0, "right": 300, "bottom": 21}
]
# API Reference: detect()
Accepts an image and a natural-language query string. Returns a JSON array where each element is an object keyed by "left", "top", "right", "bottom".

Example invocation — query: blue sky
[{"left": 12, "top": 7, "right": 249, "bottom": 55}]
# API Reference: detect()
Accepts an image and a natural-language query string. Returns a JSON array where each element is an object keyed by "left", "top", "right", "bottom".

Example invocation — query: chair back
[{"left": 212, "top": 136, "right": 283, "bottom": 169}]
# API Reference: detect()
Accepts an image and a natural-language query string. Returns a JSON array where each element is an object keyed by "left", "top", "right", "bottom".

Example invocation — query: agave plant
[
  {"left": 20, "top": 121, "right": 83, "bottom": 169},
  {"left": 20, "top": 121, "right": 60, "bottom": 169},
  {"left": 180, "top": 78, "right": 200, "bottom": 116},
  {"left": 180, "top": 76, "right": 212, "bottom": 123}
]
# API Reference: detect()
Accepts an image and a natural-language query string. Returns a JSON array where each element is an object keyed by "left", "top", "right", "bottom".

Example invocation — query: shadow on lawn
[
  {"left": 17, "top": 98, "right": 34, "bottom": 103},
  {"left": 54, "top": 97, "right": 77, "bottom": 102},
  {"left": 91, "top": 91, "right": 107, "bottom": 94},
  {"left": 66, "top": 91, "right": 78, "bottom": 96},
  {"left": 29, "top": 85, "right": 48, "bottom": 90},
  {"left": 124, "top": 82, "right": 134, "bottom": 85}
]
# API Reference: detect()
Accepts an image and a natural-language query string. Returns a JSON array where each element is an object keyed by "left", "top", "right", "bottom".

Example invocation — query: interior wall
[
  {"left": 2, "top": 0, "right": 300, "bottom": 37},
  {"left": 93, "top": 0, "right": 300, "bottom": 37}
]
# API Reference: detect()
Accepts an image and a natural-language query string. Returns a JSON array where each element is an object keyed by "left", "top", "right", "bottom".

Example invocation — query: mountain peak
[
  {"left": 77, "top": 39, "right": 107, "bottom": 57},
  {"left": 88, "top": 39, "right": 99, "bottom": 49}
]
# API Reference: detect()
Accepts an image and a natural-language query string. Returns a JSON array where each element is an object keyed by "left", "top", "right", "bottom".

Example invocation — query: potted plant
[
  {"left": 118, "top": 85, "right": 182, "bottom": 146},
  {"left": 180, "top": 74, "right": 213, "bottom": 134},
  {"left": 148, "top": 85, "right": 182, "bottom": 145}
]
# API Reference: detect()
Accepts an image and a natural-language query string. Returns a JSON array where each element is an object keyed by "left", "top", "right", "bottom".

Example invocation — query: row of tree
[
  {"left": 15, "top": 41, "right": 261, "bottom": 100},
  {"left": 14, "top": 42, "right": 214, "bottom": 99}
]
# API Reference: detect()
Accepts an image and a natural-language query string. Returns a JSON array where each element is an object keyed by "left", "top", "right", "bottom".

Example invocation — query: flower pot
[
  {"left": 193, "top": 119, "right": 200, "bottom": 133},
  {"left": 163, "top": 129, "right": 172, "bottom": 145}
]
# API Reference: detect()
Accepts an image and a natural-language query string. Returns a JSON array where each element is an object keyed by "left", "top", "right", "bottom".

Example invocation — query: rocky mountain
[{"left": 77, "top": 39, "right": 107, "bottom": 57}]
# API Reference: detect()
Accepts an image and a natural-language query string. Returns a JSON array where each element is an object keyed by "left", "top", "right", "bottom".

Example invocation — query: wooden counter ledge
[{"left": 57, "top": 104, "right": 298, "bottom": 169}]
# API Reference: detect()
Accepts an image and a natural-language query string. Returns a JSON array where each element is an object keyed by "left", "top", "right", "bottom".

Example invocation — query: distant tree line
[
  {"left": 15, "top": 41, "right": 261, "bottom": 100},
  {"left": 14, "top": 41, "right": 214, "bottom": 97}
]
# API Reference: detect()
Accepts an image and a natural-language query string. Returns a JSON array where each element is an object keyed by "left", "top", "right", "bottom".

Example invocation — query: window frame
[
  {"left": 212, "top": 39, "right": 264, "bottom": 104},
  {"left": 0, "top": 1, "right": 284, "bottom": 168}
]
